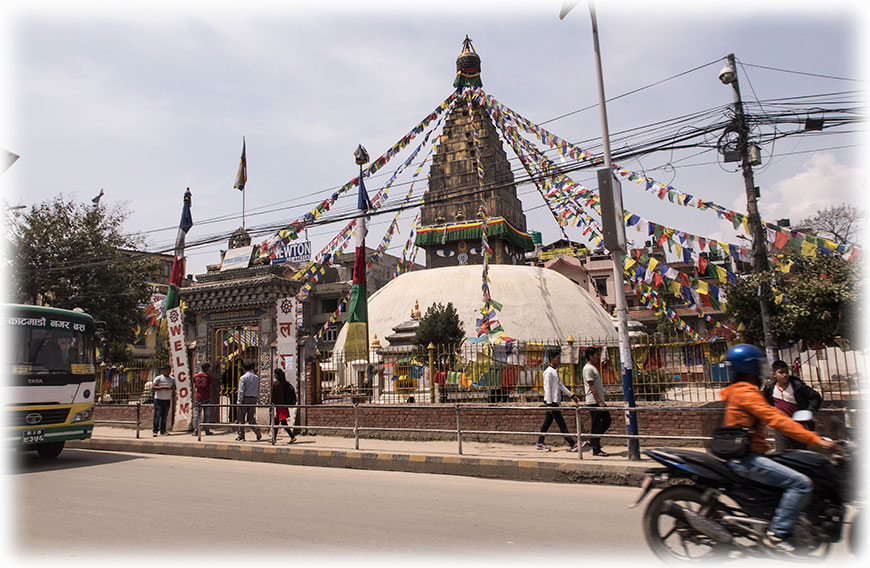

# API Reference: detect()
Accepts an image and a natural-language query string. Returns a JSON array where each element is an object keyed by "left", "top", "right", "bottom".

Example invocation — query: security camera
[{"left": 718, "top": 64, "right": 736, "bottom": 85}]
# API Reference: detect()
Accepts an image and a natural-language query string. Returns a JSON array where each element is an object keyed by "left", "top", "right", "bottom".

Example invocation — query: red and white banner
[
  {"left": 276, "top": 297, "right": 298, "bottom": 390},
  {"left": 166, "top": 306, "right": 192, "bottom": 430}
]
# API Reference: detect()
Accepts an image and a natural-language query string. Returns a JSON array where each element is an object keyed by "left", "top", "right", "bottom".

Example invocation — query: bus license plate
[{"left": 23, "top": 430, "right": 45, "bottom": 444}]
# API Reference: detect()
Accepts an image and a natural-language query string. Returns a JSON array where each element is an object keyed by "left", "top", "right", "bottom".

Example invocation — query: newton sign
[{"left": 273, "top": 241, "right": 311, "bottom": 264}]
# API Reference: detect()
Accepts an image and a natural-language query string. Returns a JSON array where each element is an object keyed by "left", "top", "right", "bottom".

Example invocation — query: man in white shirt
[
  {"left": 536, "top": 350, "right": 582, "bottom": 452},
  {"left": 236, "top": 361, "right": 262, "bottom": 441},
  {"left": 583, "top": 346, "right": 612, "bottom": 456},
  {"left": 151, "top": 365, "right": 175, "bottom": 436}
]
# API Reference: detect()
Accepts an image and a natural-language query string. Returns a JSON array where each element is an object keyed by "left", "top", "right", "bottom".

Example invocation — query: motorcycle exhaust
[{"left": 663, "top": 500, "right": 733, "bottom": 544}]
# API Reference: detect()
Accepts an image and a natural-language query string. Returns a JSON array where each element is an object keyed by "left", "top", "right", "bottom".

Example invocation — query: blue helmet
[{"left": 725, "top": 344, "right": 765, "bottom": 376}]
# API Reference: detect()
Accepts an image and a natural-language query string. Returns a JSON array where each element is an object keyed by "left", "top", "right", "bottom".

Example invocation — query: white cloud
[{"left": 764, "top": 152, "right": 866, "bottom": 224}]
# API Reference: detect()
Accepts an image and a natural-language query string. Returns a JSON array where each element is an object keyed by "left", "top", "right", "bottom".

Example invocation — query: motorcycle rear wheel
[{"left": 643, "top": 485, "right": 730, "bottom": 562}]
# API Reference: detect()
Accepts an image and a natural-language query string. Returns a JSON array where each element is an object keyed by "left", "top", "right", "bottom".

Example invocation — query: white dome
[{"left": 333, "top": 265, "right": 617, "bottom": 350}]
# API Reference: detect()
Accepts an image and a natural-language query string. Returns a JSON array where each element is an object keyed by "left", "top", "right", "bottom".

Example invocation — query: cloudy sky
[{"left": 1, "top": 0, "right": 867, "bottom": 278}]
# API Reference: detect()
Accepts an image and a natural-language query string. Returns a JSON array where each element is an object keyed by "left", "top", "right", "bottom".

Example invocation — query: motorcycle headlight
[{"left": 71, "top": 405, "right": 95, "bottom": 423}]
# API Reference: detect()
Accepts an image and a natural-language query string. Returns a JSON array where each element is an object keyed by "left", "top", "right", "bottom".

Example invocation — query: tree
[
  {"left": 724, "top": 253, "right": 861, "bottom": 347},
  {"left": 798, "top": 204, "right": 864, "bottom": 246},
  {"left": 414, "top": 302, "right": 465, "bottom": 348},
  {"left": 9, "top": 195, "right": 159, "bottom": 362}
]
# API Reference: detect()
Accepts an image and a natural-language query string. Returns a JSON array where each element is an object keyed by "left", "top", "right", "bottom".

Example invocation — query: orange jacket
[{"left": 721, "top": 381, "right": 821, "bottom": 453}]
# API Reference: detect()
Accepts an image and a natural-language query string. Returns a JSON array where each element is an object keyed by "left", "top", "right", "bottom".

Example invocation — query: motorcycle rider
[{"left": 721, "top": 344, "right": 840, "bottom": 552}]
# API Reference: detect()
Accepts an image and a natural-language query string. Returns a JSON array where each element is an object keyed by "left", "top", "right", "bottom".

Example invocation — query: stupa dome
[{"left": 333, "top": 265, "right": 617, "bottom": 351}]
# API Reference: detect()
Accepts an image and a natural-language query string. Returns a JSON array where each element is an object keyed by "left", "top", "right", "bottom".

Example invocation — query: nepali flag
[
  {"left": 165, "top": 188, "right": 193, "bottom": 312},
  {"left": 345, "top": 165, "right": 371, "bottom": 361}
]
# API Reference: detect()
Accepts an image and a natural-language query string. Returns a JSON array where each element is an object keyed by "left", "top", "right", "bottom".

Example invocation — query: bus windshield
[{"left": 5, "top": 309, "right": 96, "bottom": 375}]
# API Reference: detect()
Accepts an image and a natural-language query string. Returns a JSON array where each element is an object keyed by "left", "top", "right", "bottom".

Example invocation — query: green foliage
[
  {"left": 724, "top": 253, "right": 861, "bottom": 347},
  {"left": 9, "top": 195, "right": 159, "bottom": 362},
  {"left": 655, "top": 313, "right": 675, "bottom": 337},
  {"left": 414, "top": 302, "right": 465, "bottom": 348},
  {"left": 146, "top": 323, "right": 171, "bottom": 368},
  {"left": 633, "top": 369, "right": 677, "bottom": 401},
  {"left": 773, "top": 254, "right": 861, "bottom": 346}
]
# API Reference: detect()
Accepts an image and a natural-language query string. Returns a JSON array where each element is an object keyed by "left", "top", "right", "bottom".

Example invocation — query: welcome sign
[{"left": 166, "top": 306, "right": 191, "bottom": 430}]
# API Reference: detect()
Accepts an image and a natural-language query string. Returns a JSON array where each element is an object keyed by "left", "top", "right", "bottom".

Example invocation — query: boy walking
[{"left": 583, "top": 346, "right": 612, "bottom": 456}]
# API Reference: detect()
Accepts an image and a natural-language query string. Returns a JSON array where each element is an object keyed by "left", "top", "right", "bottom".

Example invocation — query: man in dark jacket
[{"left": 762, "top": 360, "right": 822, "bottom": 451}]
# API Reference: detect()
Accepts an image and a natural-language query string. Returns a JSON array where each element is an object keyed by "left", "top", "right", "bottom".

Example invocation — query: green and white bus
[{"left": 3, "top": 304, "right": 97, "bottom": 458}]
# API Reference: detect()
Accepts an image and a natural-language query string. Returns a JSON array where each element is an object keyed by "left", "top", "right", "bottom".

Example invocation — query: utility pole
[
  {"left": 719, "top": 53, "right": 776, "bottom": 360},
  {"left": 588, "top": 3, "right": 639, "bottom": 461}
]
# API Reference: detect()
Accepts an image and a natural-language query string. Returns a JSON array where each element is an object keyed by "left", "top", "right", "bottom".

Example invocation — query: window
[
  {"left": 321, "top": 298, "right": 338, "bottom": 314},
  {"left": 322, "top": 323, "right": 339, "bottom": 343},
  {"left": 594, "top": 278, "right": 608, "bottom": 298}
]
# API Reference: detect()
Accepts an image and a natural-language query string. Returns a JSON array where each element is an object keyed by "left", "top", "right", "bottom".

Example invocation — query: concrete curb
[{"left": 68, "top": 437, "right": 650, "bottom": 486}]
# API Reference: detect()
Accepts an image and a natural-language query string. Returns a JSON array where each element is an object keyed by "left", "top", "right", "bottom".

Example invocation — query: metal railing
[
  {"left": 93, "top": 401, "right": 142, "bottom": 438},
  {"left": 189, "top": 402, "right": 859, "bottom": 461}
]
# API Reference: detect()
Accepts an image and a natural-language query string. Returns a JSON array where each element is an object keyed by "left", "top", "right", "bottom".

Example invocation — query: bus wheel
[{"left": 36, "top": 442, "right": 64, "bottom": 459}]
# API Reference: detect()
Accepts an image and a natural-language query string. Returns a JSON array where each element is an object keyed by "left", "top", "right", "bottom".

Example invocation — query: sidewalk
[{"left": 68, "top": 425, "right": 665, "bottom": 486}]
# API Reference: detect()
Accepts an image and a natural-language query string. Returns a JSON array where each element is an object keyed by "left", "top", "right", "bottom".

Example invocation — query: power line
[{"left": 740, "top": 62, "right": 864, "bottom": 83}]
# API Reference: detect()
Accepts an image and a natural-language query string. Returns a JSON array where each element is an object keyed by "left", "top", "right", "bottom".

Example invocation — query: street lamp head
[{"left": 718, "top": 64, "right": 736, "bottom": 85}]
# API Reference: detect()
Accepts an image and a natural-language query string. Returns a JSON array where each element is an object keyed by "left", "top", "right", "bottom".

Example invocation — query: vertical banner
[
  {"left": 276, "top": 297, "right": 298, "bottom": 390},
  {"left": 166, "top": 306, "right": 192, "bottom": 430}
]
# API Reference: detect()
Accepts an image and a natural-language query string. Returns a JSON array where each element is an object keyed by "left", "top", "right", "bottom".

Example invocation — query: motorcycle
[{"left": 631, "top": 410, "right": 861, "bottom": 561}]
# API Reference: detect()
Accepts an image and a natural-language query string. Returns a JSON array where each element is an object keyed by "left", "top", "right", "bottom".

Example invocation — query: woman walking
[{"left": 271, "top": 368, "right": 298, "bottom": 443}]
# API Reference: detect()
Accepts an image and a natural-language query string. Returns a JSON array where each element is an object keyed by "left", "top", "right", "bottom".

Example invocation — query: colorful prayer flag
[
  {"left": 165, "top": 188, "right": 192, "bottom": 312},
  {"left": 345, "top": 173, "right": 370, "bottom": 361}
]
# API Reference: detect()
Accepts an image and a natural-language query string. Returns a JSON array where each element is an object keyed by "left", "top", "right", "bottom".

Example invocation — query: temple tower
[{"left": 416, "top": 37, "right": 532, "bottom": 268}]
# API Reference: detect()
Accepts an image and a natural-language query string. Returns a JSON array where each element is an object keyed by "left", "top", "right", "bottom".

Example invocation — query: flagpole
[
  {"left": 242, "top": 136, "right": 246, "bottom": 229},
  {"left": 345, "top": 144, "right": 371, "bottom": 367},
  {"left": 234, "top": 136, "right": 247, "bottom": 229},
  {"left": 356, "top": 147, "right": 370, "bottom": 365}
]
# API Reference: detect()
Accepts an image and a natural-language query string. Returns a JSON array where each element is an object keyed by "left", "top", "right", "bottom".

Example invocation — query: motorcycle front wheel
[{"left": 643, "top": 485, "right": 730, "bottom": 562}]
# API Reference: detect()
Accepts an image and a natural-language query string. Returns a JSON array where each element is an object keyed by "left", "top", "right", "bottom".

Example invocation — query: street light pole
[
  {"left": 588, "top": 3, "right": 640, "bottom": 461},
  {"left": 720, "top": 53, "right": 776, "bottom": 360}
]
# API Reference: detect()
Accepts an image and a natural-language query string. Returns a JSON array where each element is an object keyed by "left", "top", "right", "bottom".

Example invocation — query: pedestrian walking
[
  {"left": 583, "top": 346, "right": 611, "bottom": 456},
  {"left": 762, "top": 359, "right": 822, "bottom": 451},
  {"left": 236, "top": 361, "right": 262, "bottom": 441},
  {"left": 536, "top": 350, "right": 582, "bottom": 452},
  {"left": 271, "top": 368, "right": 298, "bottom": 444},
  {"left": 152, "top": 364, "right": 175, "bottom": 436},
  {"left": 192, "top": 362, "right": 213, "bottom": 436}
]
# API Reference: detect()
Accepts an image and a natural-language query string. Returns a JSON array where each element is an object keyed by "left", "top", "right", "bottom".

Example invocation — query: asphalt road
[{"left": 8, "top": 448, "right": 653, "bottom": 562}]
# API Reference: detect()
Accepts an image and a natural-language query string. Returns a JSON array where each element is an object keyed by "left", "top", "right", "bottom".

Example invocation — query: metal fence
[
  {"left": 95, "top": 364, "right": 159, "bottom": 404},
  {"left": 93, "top": 402, "right": 142, "bottom": 438},
  {"left": 187, "top": 403, "right": 859, "bottom": 461},
  {"left": 316, "top": 337, "right": 868, "bottom": 405},
  {"left": 93, "top": 337, "right": 867, "bottom": 408}
]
